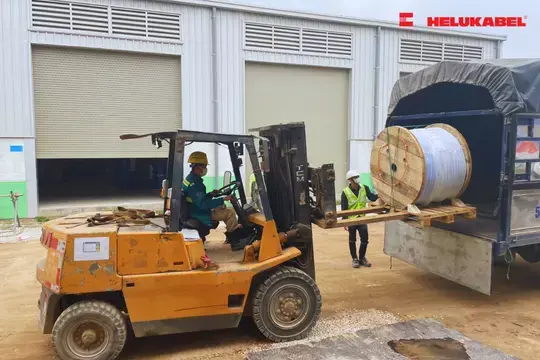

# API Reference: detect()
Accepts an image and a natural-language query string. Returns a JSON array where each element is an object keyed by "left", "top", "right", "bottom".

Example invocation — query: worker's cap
[{"left": 188, "top": 151, "right": 209, "bottom": 165}]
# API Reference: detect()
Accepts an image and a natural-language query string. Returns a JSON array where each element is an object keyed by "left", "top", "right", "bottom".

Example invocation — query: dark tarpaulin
[{"left": 388, "top": 59, "right": 540, "bottom": 118}]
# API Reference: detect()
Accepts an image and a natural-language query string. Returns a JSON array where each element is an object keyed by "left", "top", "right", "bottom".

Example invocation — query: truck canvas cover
[{"left": 388, "top": 59, "right": 540, "bottom": 119}]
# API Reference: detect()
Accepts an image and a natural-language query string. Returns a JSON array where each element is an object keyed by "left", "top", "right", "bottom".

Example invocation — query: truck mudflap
[
  {"left": 384, "top": 221, "right": 494, "bottom": 295},
  {"left": 37, "top": 286, "right": 61, "bottom": 334}
]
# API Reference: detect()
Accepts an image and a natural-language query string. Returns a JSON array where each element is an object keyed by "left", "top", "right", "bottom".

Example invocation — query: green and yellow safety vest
[
  {"left": 249, "top": 173, "right": 257, "bottom": 191},
  {"left": 343, "top": 185, "right": 367, "bottom": 219}
]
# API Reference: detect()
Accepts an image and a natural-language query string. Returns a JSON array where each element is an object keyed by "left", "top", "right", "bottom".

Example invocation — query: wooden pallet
[
  {"left": 314, "top": 199, "right": 476, "bottom": 229},
  {"left": 406, "top": 200, "right": 476, "bottom": 227}
]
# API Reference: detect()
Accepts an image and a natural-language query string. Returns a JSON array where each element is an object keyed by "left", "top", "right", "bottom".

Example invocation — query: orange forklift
[{"left": 36, "top": 123, "right": 333, "bottom": 360}]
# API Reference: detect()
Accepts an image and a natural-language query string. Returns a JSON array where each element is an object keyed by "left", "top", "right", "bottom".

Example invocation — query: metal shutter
[
  {"left": 32, "top": 46, "right": 181, "bottom": 158},
  {"left": 245, "top": 63, "right": 349, "bottom": 191}
]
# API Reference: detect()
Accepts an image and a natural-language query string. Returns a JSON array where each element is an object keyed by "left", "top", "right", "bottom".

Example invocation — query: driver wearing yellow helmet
[{"left": 182, "top": 151, "right": 241, "bottom": 233}]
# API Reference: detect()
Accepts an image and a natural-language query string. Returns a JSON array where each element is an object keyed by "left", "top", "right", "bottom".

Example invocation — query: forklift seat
[
  {"left": 183, "top": 218, "right": 218, "bottom": 241},
  {"left": 179, "top": 189, "right": 218, "bottom": 241}
]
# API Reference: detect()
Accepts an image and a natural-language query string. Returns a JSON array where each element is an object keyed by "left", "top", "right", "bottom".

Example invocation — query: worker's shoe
[
  {"left": 352, "top": 259, "right": 360, "bottom": 268},
  {"left": 226, "top": 228, "right": 254, "bottom": 251},
  {"left": 360, "top": 257, "right": 372, "bottom": 267}
]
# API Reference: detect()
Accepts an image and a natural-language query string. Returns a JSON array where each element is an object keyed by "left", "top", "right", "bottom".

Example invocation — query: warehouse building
[{"left": 0, "top": 0, "right": 505, "bottom": 218}]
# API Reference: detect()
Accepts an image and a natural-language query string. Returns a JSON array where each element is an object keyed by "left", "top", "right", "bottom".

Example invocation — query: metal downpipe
[
  {"left": 496, "top": 39, "right": 503, "bottom": 59},
  {"left": 372, "top": 26, "right": 381, "bottom": 140},
  {"left": 211, "top": 7, "right": 220, "bottom": 189}
]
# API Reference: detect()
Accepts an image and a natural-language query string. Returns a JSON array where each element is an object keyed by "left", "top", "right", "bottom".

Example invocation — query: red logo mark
[{"left": 399, "top": 12, "right": 414, "bottom": 27}]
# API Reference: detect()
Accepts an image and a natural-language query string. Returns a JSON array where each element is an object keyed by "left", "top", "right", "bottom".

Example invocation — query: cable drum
[{"left": 370, "top": 124, "right": 472, "bottom": 209}]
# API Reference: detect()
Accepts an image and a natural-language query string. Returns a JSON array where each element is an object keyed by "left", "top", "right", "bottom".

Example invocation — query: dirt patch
[
  {"left": 389, "top": 338, "right": 470, "bottom": 360},
  {"left": 1, "top": 224, "right": 540, "bottom": 360}
]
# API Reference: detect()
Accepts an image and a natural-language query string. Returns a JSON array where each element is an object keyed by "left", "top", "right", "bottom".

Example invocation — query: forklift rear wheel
[
  {"left": 252, "top": 266, "right": 322, "bottom": 342},
  {"left": 52, "top": 300, "right": 127, "bottom": 360}
]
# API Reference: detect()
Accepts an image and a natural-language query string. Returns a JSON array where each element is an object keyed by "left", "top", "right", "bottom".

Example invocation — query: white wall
[
  {"left": 0, "top": 0, "right": 501, "bottom": 215},
  {"left": 214, "top": 8, "right": 376, "bottom": 179}
]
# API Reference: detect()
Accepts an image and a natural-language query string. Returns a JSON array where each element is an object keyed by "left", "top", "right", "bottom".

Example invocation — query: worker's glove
[{"left": 210, "top": 190, "right": 220, "bottom": 197}]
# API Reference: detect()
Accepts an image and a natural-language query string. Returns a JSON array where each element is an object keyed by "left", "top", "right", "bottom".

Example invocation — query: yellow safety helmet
[{"left": 187, "top": 151, "right": 209, "bottom": 165}]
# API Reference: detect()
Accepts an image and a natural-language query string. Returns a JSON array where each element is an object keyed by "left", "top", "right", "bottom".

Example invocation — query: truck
[{"left": 380, "top": 59, "right": 540, "bottom": 295}]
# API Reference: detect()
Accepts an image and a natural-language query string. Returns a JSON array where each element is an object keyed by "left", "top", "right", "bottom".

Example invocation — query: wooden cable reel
[{"left": 370, "top": 124, "right": 472, "bottom": 210}]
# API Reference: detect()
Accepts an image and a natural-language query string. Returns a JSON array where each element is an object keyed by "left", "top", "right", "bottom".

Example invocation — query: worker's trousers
[
  {"left": 211, "top": 207, "right": 239, "bottom": 233},
  {"left": 348, "top": 224, "right": 369, "bottom": 260}
]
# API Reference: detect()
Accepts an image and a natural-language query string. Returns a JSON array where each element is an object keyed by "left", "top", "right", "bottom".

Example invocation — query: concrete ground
[
  {"left": 246, "top": 319, "right": 517, "bottom": 360},
  {"left": 38, "top": 194, "right": 162, "bottom": 218},
  {"left": 1, "top": 223, "right": 540, "bottom": 360}
]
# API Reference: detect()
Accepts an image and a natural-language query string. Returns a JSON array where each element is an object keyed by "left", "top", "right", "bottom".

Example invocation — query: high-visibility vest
[
  {"left": 343, "top": 185, "right": 367, "bottom": 219},
  {"left": 249, "top": 173, "right": 257, "bottom": 191}
]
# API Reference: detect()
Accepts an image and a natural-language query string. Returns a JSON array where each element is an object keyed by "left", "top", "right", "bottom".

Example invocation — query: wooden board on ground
[{"left": 246, "top": 319, "right": 517, "bottom": 360}]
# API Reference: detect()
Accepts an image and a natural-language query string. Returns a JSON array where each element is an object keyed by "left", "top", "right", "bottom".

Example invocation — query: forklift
[{"left": 36, "top": 122, "right": 341, "bottom": 360}]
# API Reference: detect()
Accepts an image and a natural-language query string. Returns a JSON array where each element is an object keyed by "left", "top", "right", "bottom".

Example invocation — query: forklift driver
[{"left": 183, "top": 151, "right": 243, "bottom": 235}]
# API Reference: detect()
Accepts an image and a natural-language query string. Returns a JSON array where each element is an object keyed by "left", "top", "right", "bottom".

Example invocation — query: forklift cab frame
[{"left": 120, "top": 129, "right": 284, "bottom": 262}]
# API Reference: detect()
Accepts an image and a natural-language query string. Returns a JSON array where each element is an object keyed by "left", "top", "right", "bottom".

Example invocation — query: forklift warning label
[{"left": 74, "top": 237, "right": 110, "bottom": 261}]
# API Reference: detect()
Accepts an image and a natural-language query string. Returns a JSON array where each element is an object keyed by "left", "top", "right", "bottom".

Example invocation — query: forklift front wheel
[
  {"left": 252, "top": 266, "right": 322, "bottom": 342},
  {"left": 52, "top": 301, "right": 127, "bottom": 360}
]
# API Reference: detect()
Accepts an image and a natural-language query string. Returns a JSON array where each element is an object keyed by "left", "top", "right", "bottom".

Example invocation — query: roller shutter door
[
  {"left": 245, "top": 63, "right": 349, "bottom": 191},
  {"left": 32, "top": 46, "right": 181, "bottom": 158}
]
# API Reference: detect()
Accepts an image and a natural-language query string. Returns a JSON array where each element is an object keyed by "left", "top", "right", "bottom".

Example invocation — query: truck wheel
[
  {"left": 52, "top": 301, "right": 127, "bottom": 360},
  {"left": 252, "top": 266, "right": 322, "bottom": 342},
  {"left": 517, "top": 244, "right": 540, "bottom": 263}
]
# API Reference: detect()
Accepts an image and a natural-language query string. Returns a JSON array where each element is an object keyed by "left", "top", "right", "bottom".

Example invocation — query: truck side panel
[
  {"left": 384, "top": 221, "right": 494, "bottom": 295},
  {"left": 510, "top": 189, "right": 540, "bottom": 240}
]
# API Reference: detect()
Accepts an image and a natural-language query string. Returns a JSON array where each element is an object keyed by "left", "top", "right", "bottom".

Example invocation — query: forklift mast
[{"left": 254, "top": 123, "right": 316, "bottom": 279}]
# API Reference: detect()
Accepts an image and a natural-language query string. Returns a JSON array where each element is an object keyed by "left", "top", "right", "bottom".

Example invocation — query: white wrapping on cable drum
[{"left": 411, "top": 127, "right": 467, "bottom": 205}]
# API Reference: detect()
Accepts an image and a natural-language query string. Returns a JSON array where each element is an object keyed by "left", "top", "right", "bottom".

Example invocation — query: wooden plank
[
  {"left": 451, "top": 198, "right": 467, "bottom": 208},
  {"left": 462, "top": 209, "right": 477, "bottom": 219},
  {"left": 334, "top": 212, "right": 408, "bottom": 227},
  {"left": 337, "top": 206, "right": 388, "bottom": 217},
  {"left": 433, "top": 215, "right": 455, "bottom": 224}
]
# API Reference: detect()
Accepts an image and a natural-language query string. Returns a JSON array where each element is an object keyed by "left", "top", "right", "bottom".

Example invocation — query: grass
[{"left": 34, "top": 216, "right": 50, "bottom": 224}]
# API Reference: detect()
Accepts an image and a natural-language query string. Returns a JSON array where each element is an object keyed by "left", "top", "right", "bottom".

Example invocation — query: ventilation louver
[
  {"left": 245, "top": 22, "right": 353, "bottom": 57},
  {"left": 400, "top": 39, "right": 483, "bottom": 63},
  {"left": 31, "top": 0, "right": 182, "bottom": 41}
]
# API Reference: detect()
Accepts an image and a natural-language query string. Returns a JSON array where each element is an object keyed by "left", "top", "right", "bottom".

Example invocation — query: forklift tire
[
  {"left": 252, "top": 266, "right": 322, "bottom": 342},
  {"left": 52, "top": 301, "right": 127, "bottom": 360}
]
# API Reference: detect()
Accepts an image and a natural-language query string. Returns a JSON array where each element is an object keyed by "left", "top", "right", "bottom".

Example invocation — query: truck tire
[
  {"left": 252, "top": 266, "right": 322, "bottom": 342},
  {"left": 52, "top": 300, "right": 127, "bottom": 360},
  {"left": 517, "top": 244, "right": 540, "bottom": 263}
]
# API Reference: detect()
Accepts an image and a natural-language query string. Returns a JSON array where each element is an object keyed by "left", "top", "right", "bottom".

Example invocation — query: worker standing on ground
[
  {"left": 183, "top": 151, "right": 242, "bottom": 233},
  {"left": 249, "top": 161, "right": 266, "bottom": 211},
  {"left": 341, "top": 170, "right": 378, "bottom": 268},
  {"left": 249, "top": 172, "right": 262, "bottom": 211}
]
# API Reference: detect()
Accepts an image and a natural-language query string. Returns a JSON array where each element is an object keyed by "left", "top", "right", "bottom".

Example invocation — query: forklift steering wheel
[{"left": 214, "top": 182, "right": 239, "bottom": 197}]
